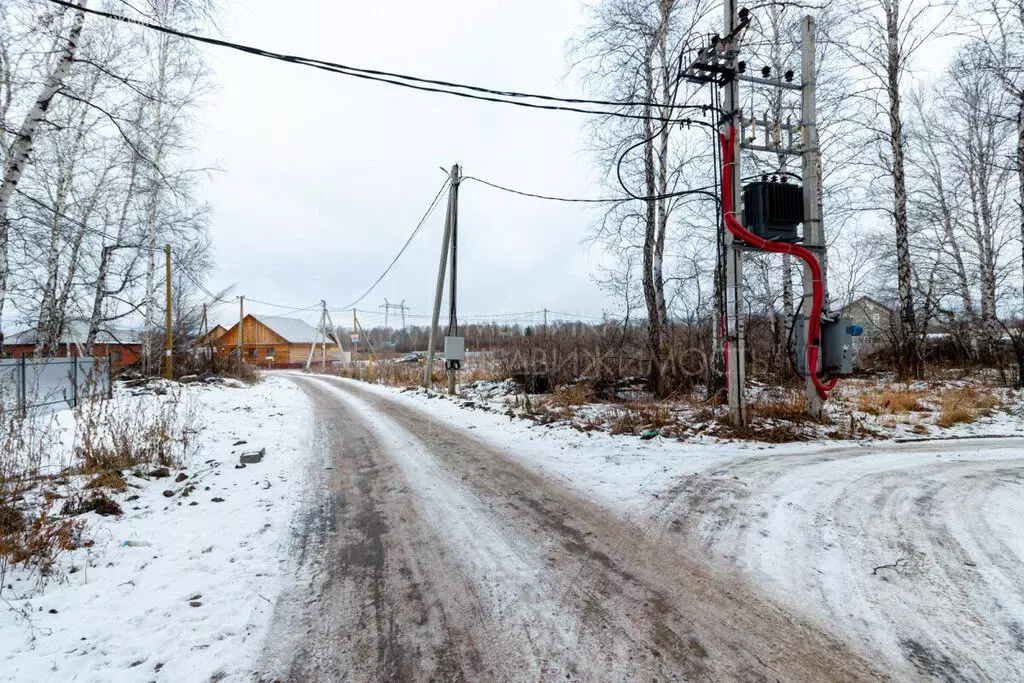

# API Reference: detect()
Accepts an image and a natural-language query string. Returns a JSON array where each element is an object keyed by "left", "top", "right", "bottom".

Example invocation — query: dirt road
[{"left": 258, "top": 375, "right": 885, "bottom": 681}]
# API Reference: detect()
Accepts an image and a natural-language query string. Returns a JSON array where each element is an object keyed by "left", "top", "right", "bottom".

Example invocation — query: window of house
[
  {"left": 247, "top": 348, "right": 257, "bottom": 359},
  {"left": 872, "top": 313, "right": 880, "bottom": 327},
  {"left": 111, "top": 350, "right": 122, "bottom": 362},
  {"left": 265, "top": 349, "right": 275, "bottom": 359}
]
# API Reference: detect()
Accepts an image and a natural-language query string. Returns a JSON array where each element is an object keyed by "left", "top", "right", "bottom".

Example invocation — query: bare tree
[{"left": 0, "top": 0, "right": 87, "bottom": 345}]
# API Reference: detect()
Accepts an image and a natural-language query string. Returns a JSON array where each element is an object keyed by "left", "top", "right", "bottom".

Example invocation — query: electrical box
[
  {"left": 822, "top": 317, "right": 862, "bottom": 375},
  {"left": 443, "top": 336, "right": 465, "bottom": 362},
  {"left": 742, "top": 181, "right": 803, "bottom": 242},
  {"left": 794, "top": 316, "right": 863, "bottom": 376}
]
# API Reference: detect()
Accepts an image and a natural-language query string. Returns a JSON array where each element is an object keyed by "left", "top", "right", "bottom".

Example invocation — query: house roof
[
  {"left": 5, "top": 322, "right": 141, "bottom": 346},
  {"left": 251, "top": 315, "right": 337, "bottom": 344},
  {"left": 840, "top": 295, "right": 895, "bottom": 313}
]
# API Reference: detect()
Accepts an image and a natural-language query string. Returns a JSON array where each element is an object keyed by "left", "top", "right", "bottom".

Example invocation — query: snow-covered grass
[
  {"left": 0, "top": 376, "right": 313, "bottom": 682},
  {"left": 444, "top": 374, "right": 1024, "bottom": 443}
]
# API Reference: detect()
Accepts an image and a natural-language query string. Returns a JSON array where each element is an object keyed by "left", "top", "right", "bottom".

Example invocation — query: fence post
[
  {"left": 72, "top": 354, "right": 79, "bottom": 409},
  {"left": 19, "top": 355, "right": 27, "bottom": 418},
  {"left": 108, "top": 354, "right": 113, "bottom": 399}
]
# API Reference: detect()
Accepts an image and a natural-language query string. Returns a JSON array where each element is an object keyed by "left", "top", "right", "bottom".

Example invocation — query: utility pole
[
  {"left": 352, "top": 308, "right": 358, "bottom": 364},
  {"left": 320, "top": 300, "right": 327, "bottom": 370},
  {"left": 800, "top": 15, "right": 825, "bottom": 419},
  {"left": 306, "top": 301, "right": 329, "bottom": 371},
  {"left": 164, "top": 245, "right": 173, "bottom": 380},
  {"left": 425, "top": 164, "right": 460, "bottom": 388},
  {"left": 722, "top": 0, "right": 746, "bottom": 427},
  {"left": 543, "top": 308, "right": 548, "bottom": 336},
  {"left": 400, "top": 299, "right": 406, "bottom": 330},
  {"left": 237, "top": 295, "right": 244, "bottom": 361}
]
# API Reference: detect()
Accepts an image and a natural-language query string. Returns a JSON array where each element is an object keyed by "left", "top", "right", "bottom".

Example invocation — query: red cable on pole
[{"left": 719, "top": 126, "right": 837, "bottom": 400}]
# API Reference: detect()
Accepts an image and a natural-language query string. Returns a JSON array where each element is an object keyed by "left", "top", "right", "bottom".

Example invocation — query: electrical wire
[
  {"left": 461, "top": 174, "right": 721, "bottom": 205},
  {"left": 45, "top": 0, "right": 716, "bottom": 124},
  {"left": 330, "top": 177, "right": 450, "bottom": 312}
]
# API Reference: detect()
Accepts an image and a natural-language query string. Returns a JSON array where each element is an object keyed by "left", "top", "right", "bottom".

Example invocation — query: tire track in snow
[
  {"left": 650, "top": 441, "right": 1024, "bottom": 681},
  {"left": 260, "top": 375, "right": 591, "bottom": 681},
  {"left": 320, "top": 376, "right": 885, "bottom": 682}
]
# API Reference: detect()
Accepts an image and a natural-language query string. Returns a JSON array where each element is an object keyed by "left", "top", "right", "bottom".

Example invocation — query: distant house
[
  {"left": 198, "top": 324, "right": 228, "bottom": 346},
  {"left": 839, "top": 296, "right": 894, "bottom": 337},
  {"left": 215, "top": 315, "right": 341, "bottom": 368},
  {"left": 3, "top": 323, "right": 142, "bottom": 369}
]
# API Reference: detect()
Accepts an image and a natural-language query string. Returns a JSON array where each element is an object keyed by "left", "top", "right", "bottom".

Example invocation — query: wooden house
[
  {"left": 198, "top": 324, "right": 228, "bottom": 346},
  {"left": 215, "top": 315, "right": 340, "bottom": 368},
  {"left": 2, "top": 323, "right": 142, "bottom": 369}
]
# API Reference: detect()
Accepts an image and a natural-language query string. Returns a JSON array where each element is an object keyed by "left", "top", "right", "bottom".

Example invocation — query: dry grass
[
  {"left": 84, "top": 471, "right": 127, "bottom": 492},
  {"left": 856, "top": 388, "right": 928, "bottom": 415},
  {"left": 552, "top": 384, "right": 595, "bottom": 408},
  {"left": 937, "top": 386, "right": 1001, "bottom": 427},
  {"left": 608, "top": 401, "right": 675, "bottom": 436},
  {"left": 749, "top": 390, "right": 807, "bottom": 422}
]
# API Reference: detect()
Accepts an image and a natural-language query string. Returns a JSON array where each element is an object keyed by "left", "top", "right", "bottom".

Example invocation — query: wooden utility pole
[
  {"left": 164, "top": 245, "right": 173, "bottom": 380},
  {"left": 424, "top": 164, "right": 460, "bottom": 388},
  {"left": 800, "top": 16, "right": 825, "bottom": 420},
  {"left": 237, "top": 295, "right": 244, "bottom": 360}
]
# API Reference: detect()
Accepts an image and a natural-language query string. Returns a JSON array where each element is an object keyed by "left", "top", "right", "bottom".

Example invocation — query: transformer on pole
[{"left": 684, "top": 9, "right": 860, "bottom": 423}]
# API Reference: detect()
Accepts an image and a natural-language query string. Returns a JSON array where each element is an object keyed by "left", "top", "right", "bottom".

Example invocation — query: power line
[
  {"left": 45, "top": 0, "right": 716, "bottom": 124},
  {"left": 329, "top": 177, "right": 450, "bottom": 311},
  {"left": 461, "top": 173, "right": 722, "bottom": 204}
]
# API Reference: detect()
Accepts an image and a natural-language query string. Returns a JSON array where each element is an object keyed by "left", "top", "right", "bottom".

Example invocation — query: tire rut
[
  {"left": 320, "top": 376, "right": 887, "bottom": 682},
  {"left": 257, "top": 379, "right": 484, "bottom": 681}
]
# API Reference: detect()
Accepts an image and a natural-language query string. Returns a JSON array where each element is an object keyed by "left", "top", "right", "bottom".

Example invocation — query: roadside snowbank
[{"left": 0, "top": 376, "right": 313, "bottom": 683}]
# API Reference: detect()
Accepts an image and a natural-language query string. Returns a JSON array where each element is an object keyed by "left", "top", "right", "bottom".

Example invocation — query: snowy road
[
  {"left": 649, "top": 439, "right": 1024, "bottom": 681},
  {"left": 257, "top": 375, "right": 883, "bottom": 681}
]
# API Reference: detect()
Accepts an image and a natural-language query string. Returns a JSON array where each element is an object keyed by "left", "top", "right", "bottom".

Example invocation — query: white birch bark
[{"left": 0, "top": 0, "right": 86, "bottom": 343}]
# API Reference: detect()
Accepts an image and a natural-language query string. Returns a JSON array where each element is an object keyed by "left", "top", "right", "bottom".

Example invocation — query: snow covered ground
[
  {"left": 325, "top": 376, "right": 1024, "bottom": 679},
  {"left": 3, "top": 369, "right": 1022, "bottom": 680},
  {"left": 0, "top": 376, "right": 314, "bottom": 683}
]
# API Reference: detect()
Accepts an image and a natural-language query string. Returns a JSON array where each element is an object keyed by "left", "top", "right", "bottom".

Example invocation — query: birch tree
[{"left": 0, "top": 0, "right": 87, "bottom": 345}]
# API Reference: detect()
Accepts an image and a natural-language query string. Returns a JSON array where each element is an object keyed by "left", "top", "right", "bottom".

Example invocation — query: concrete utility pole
[
  {"left": 352, "top": 308, "right": 357, "bottom": 362},
  {"left": 320, "top": 300, "right": 328, "bottom": 370},
  {"left": 164, "top": 245, "right": 173, "bottom": 380},
  {"left": 800, "top": 16, "right": 825, "bottom": 419},
  {"left": 237, "top": 295, "right": 244, "bottom": 360},
  {"left": 722, "top": 0, "right": 747, "bottom": 427},
  {"left": 424, "top": 164, "right": 460, "bottom": 388},
  {"left": 543, "top": 308, "right": 548, "bottom": 335}
]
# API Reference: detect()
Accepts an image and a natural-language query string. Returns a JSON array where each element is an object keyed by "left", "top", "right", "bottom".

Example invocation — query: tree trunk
[
  {"left": 0, "top": 0, "right": 87, "bottom": 347},
  {"left": 1018, "top": 102, "right": 1024, "bottom": 316},
  {"left": 641, "top": 40, "right": 661, "bottom": 396},
  {"left": 142, "top": 34, "right": 170, "bottom": 373},
  {"left": 653, "top": 5, "right": 672, "bottom": 387},
  {"left": 88, "top": 153, "right": 140, "bottom": 349},
  {"left": 886, "top": 0, "right": 919, "bottom": 378}
]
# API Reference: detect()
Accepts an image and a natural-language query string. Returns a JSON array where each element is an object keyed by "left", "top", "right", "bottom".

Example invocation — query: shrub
[{"left": 74, "top": 387, "right": 203, "bottom": 472}]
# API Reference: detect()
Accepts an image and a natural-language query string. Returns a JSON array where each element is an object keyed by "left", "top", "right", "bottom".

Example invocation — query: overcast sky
[{"left": 196, "top": 0, "right": 619, "bottom": 327}]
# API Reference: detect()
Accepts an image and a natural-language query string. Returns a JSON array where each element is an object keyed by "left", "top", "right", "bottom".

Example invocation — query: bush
[{"left": 74, "top": 386, "right": 203, "bottom": 472}]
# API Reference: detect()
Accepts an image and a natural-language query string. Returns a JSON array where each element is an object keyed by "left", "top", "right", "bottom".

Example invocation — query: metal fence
[{"left": 0, "top": 356, "right": 113, "bottom": 414}]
